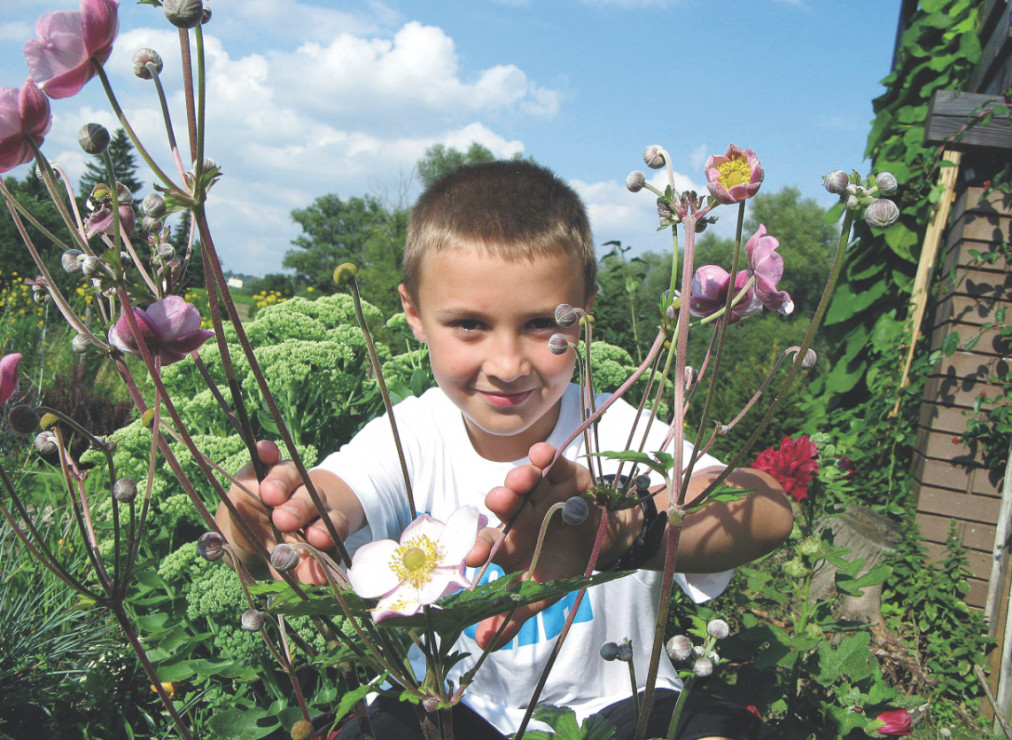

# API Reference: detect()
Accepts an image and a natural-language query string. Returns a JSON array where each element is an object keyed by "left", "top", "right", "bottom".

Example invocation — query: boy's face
[{"left": 400, "top": 248, "right": 588, "bottom": 462}]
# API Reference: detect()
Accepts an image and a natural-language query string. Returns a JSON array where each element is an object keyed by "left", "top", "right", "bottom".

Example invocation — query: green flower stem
[
  {"left": 190, "top": 353, "right": 244, "bottom": 436},
  {"left": 27, "top": 144, "right": 93, "bottom": 255},
  {"left": 146, "top": 62, "right": 188, "bottom": 181},
  {"left": 664, "top": 674, "right": 696, "bottom": 740},
  {"left": 514, "top": 510, "right": 612, "bottom": 739},
  {"left": 100, "top": 149, "right": 160, "bottom": 296},
  {"left": 94, "top": 64, "right": 185, "bottom": 195},
  {"left": 525, "top": 502, "right": 565, "bottom": 578},
  {"left": 626, "top": 649, "right": 640, "bottom": 729},
  {"left": 193, "top": 26, "right": 208, "bottom": 197},
  {"left": 50, "top": 163, "right": 87, "bottom": 236},
  {"left": 193, "top": 207, "right": 353, "bottom": 568},
  {"left": 177, "top": 28, "right": 199, "bottom": 159},
  {"left": 347, "top": 276, "right": 416, "bottom": 517},
  {"left": 271, "top": 617, "right": 313, "bottom": 725}
]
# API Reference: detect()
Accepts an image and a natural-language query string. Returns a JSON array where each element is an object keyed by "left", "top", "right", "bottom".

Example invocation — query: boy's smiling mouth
[{"left": 477, "top": 389, "right": 534, "bottom": 408}]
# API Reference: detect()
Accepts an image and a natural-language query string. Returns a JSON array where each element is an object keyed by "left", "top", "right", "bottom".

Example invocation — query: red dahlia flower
[{"left": 751, "top": 434, "right": 818, "bottom": 502}]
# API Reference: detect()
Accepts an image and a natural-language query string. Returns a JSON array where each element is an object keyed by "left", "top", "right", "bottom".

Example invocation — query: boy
[{"left": 218, "top": 161, "right": 793, "bottom": 739}]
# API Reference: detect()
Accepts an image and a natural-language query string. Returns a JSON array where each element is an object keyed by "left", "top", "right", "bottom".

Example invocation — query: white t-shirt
[{"left": 316, "top": 384, "right": 732, "bottom": 734}]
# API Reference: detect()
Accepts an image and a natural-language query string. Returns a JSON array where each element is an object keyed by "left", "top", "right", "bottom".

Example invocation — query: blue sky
[{"left": 1, "top": 0, "right": 900, "bottom": 277}]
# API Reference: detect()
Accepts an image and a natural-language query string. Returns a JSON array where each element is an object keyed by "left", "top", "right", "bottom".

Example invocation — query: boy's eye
[
  {"left": 527, "top": 317, "right": 558, "bottom": 332},
  {"left": 450, "top": 319, "right": 485, "bottom": 333}
]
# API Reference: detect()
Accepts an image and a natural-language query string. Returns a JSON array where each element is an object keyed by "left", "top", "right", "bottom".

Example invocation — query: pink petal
[
  {"left": 347, "top": 539, "right": 402, "bottom": 598},
  {"left": 160, "top": 329, "right": 215, "bottom": 363},
  {"left": 399, "top": 513, "right": 446, "bottom": 544},
  {"left": 436, "top": 506, "right": 486, "bottom": 563},
  {"left": 108, "top": 306, "right": 157, "bottom": 355},
  {"left": 372, "top": 586, "right": 421, "bottom": 621},
  {"left": 145, "top": 295, "right": 201, "bottom": 340},
  {"left": 24, "top": 11, "right": 90, "bottom": 99},
  {"left": 81, "top": 0, "right": 118, "bottom": 62},
  {"left": 414, "top": 565, "right": 470, "bottom": 605},
  {"left": 19, "top": 81, "right": 51, "bottom": 140},
  {"left": 0, "top": 353, "right": 23, "bottom": 404}
]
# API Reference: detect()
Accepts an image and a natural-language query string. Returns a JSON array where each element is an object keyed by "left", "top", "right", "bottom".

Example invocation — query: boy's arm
[
  {"left": 215, "top": 440, "right": 367, "bottom": 585},
  {"left": 467, "top": 442, "right": 793, "bottom": 648}
]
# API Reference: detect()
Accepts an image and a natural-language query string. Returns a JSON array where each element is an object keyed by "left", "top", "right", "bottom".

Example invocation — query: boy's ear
[
  {"left": 584, "top": 284, "right": 598, "bottom": 313},
  {"left": 398, "top": 284, "right": 427, "bottom": 343}
]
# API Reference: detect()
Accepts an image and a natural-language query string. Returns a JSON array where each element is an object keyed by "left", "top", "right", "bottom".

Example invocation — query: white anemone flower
[{"left": 347, "top": 506, "right": 487, "bottom": 622}]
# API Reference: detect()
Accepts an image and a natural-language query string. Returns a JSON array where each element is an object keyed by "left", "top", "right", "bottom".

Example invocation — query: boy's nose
[{"left": 484, "top": 335, "right": 531, "bottom": 382}]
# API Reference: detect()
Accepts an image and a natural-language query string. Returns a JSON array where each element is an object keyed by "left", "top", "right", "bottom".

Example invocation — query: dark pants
[{"left": 329, "top": 690, "right": 780, "bottom": 740}]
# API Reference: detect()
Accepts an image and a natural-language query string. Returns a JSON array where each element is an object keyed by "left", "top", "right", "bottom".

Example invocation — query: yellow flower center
[
  {"left": 391, "top": 535, "right": 442, "bottom": 589},
  {"left": 717, "top": 156, "right": 751, "bottom": 189}
]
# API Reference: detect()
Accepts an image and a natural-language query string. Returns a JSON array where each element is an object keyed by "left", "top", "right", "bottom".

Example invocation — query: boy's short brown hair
[{"left": 403, "top": 160, "right": 596, "bottom": 300}]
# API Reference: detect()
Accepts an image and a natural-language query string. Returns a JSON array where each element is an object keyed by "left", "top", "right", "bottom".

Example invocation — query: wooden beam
[{"left": 925, "top": 90, "right": 1012, "bottom": 151}]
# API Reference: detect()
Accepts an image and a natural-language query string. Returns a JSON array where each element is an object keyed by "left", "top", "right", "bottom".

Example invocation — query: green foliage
[
  {"left": 815, "top": 0, "right": 981, "bottom": 405},
  {"left": 416, "top": 142, "right": 497, "bottom": 189},
  {"left": 0, "top": 171, "right": 67, "bottom": 286}
]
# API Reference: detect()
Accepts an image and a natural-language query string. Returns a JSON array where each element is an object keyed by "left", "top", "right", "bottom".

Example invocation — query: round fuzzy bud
[
  {"left": 801, "top": 348, "right": 817, "bottom": 368},
  {"left": 9, "top": 405, "right": 40, "bottom": 435},
  {"left": 665, "top": 635, "right": 693, "bottom": 662},
  {"left": 562, "top": 496, "right": 589, "bottom": 526},
  {"left": 600, "top": 642, "right": 619, "bottom": 661},
  {"left": 626, "top": 171, "right": 646, "bottom": 192},
  {"left": 270, "top": 544, "right": 300, "bottom": 572},
  {"left": 706, "top": 619, "right": 730, "bottom": 640},
  {"left": 34, "top": 430, "right": 58, "bottom": 456},
  {"left": 845, "top": 194, "right": 860, "bottom": 211},
  {"left": 156, "top": 241, "right": 176, "bottom": 259},
  {"left": 548, "top": 333, "right": 570, "bottom": 355},
  {"left": 333, "top": 262, "right": 358, "bottom": 288},
  {"left": 554, "top": 303, "right": 578, "bottom": 328},
  {"left": 635, "top": 474, "right": 651, "bottom": 493},
  {"left": 112, "top": 477, "right": 137, "bottom": 503},
  {"left": 141, "top": 408, "right": 156, "bottom": 428},
  {"left": 875, "top": 171, "right": 898, "bottom": 196},
  {"left": 164, "top": 0, "right": 204, "bottom": 28},
  {"left": 132, "top": 48, "right": 164, "bottom": 79},
  {"left": 143, "top": 192, "right": 166, "bottom": 218},
  {"left": 201, "top": 6, "right": 212, "bottom": 23},
  {"left": 142, "top": 215, "right": 164, "bottom": 234},
  {"left": 241, "top": 609, "right": 265, "bottom": 632},
  {"left": 72, "top": 333, "right": 92, "bottom": 354},
  {"left": 643, "top": 145, "right": 666, "bottom": 169},
  {"left": 422, "top": 697, "right": 439, "bottom": 713},
  {"left": 823, "top": 170, "right": 849, "bottom": 195},
  {"left": 615, "top": 641, "right": 633, "bottom": 663},
  {"left": 864, "top": 198, "right": 900, "bottom": 229},
  {"left": 197, "top": 531, "right": 225, "bottom": 561},
  {"left": 289, "top": 720, "right": 314, "bottom": 740},
  {"left": 81, "top": 256, "right": 103, "bottom": 277},
  {"left": 61, "top": 249, "right": 84, "bottom": 273},
  {"left": 78, "top": 123, "right": 110, "bottom": 155},
  {"left": 692, "top": 656, "right": 714, "bottom": 677}
]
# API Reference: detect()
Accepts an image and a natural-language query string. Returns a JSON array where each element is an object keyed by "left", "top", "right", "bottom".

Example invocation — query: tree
[
  {"left": 78, "top": 128, "right": 144, "bottom": 200},
  {"left": 416, "top": 142, "right": 496, "bottom": 189},
  {"left": 0, "top": 170, "right": 66, "bottom": 287}
]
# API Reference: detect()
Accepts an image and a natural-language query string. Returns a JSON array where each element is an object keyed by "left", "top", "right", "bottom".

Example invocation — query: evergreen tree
[{"left": 78, "top": 128, "right": 144, "bottom": 200}]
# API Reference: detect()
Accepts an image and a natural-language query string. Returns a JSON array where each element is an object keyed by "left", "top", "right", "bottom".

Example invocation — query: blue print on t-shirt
[{"left": 462, "top": 564, "right": 593, "bottom": 650}]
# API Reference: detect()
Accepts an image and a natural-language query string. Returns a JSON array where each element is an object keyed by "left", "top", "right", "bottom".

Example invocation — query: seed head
[
  {"left": 112, "top": 477, "right": 137, "bottom": 503},
  {"left": 270, "top": 544, "right": 300, "bottom": 572},
  {"left": 78, "top": 123, "right": 110, "bottom": 155},
  {"left": 626, "top": 171, "right": 646, "bottom": 192},
  {"left": 132, "top": 48, "right": 164, "bottom": 79},
  {"left": 643, "top": 145, "right": 666, "bottom": 169},
  {"left": 561, "top": 496, "right": 589, "bottom": 526},
  {"left": 665, "top": 635, "right": 693, "bottom": 661},
  {"left": 823, "top": 170, "right": 849, "bottom": 195},
  {"left": 706, "top": 618, "right": 730, "bottom": 640},
  {"left": 864, "top": 198, "right": 900, "bottom": 229},
  {"left": 197, "top": 531, "right": 225, "bottom": 561},
  {"left": 241, "top": 609, "right": 265, "bottom": 632}
]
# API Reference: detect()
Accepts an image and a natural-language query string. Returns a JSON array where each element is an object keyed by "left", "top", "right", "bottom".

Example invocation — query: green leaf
[
  {"left": 206, "top": 707, "right": 279, "bottom": 740},
  {"left": 334, "top": 677, "right": 385, "bottom": 726},
  {"left": 527, "top": 704, "right": 618, "bottom": 740}
]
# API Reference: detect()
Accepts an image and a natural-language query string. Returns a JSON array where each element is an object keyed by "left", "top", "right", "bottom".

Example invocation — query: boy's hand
[
  {"left": 466, "top": 442, "right": 638, "bottom": 650},
  {"left": 216, "top": 441, "right": 361, "bottom": 585}
]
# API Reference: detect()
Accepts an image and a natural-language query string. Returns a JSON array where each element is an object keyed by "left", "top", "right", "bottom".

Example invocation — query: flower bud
[
  {"left": 554, "top": 303, "right": 578, "bottom": 328},
  {"left": 562, "top": 496, "right": 589, "bottom": 526},
  {"left": 599, "top": 642, "right": 619, "bottom": 661},
  {"left": 39, "top": 413, "right": 59, "bottom": 430},
  {"left": 61, "top": 250, "right": 84, "bottom": 273},
  {"left": 9, "top": 405, "right": 40, "bottom": 435},
  {"left": 270, "top": 544, "right": 300, "bottom": 572},
  {"left": 706, "top": 619, "right": 730, "bottom": 640},
  {"left": 72, "top": 333, "right": 92, "bottom": 354},
  {"left": 142, "top": 215, "right": 164, "bottom": 234},
  {"left": 197, "top": 531, "right": 225, "bottom": 561},
  {"left": 864, "top": 198, "right": 900, "bottom": 229},
  {"left": 289, "top": 720, "right": 314, "bottom": 740},
  {"left": 845, "top": 194, "right": 860, "bottom": 211},
  {"left": 164, "top": 0, "right": 205, "bottom": 28},
  {"left": 422, "top": 697, "right": 439, "bottom": 713},
  {"left": 81, "top": 256, "right": 104, "bottom": 277},
  {"left": 333, "top": 262, "right": 358, "bottom": 288},
  {"left": 78, "top": 123, "right": 110, "bottom": 155},
  {"left": 156, "top": 241, "right": 176, "bottom": 259},
  {"left": 34, "top": 430, "right": 58, "bottom": 456},
  {"left": 875, "top": 171, "right": 898, "bottom": 196},
  {"left": 142, "top": 408, "right": 156, "bottom": 428},
  {"left": 132, "top": 48, "right": 164, "bottom": 79},
  {"left": 241, "top": 609, "right": 265, "bottom": 632},
  {"left": 616, "top": 641, "right": 633, "bottom": 663},
  {"left": 548, "top": 333, "right": 570, "bottom": 355},
  {"left": 801, "top": 348, "right": 817, "bottom": 368},
  {"left": 626, "top": 171, "right": 646, "bottom": 192},
  {"left": 635, "top": 474, "right": 651, "bottom": 493},
  {"left": 112, "top": 477, "right": 137, "bottom": 503},
  {"left": 665, "top": 635, "right": 693, "bottom": 661},
  {"left": 823, "top": 170, "right": 849, "bottom": 195},
  {"left": 643, "top": 145, "right": 666, "bottom": 169},
  {"left": 692, "top": 656, "right": 713, "bottom": 677},
  {"left": 143, "top": 193, "right": 166, "bottom": 218}
]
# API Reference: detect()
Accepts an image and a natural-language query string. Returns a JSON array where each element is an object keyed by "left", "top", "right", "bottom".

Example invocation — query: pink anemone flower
[
  {"left": 0, "top": 353, "right": 23, "bottom": 404},
  {"left": 688, "top": 264, "right": 762, "bottom": 324},
  {"left": 0, "top": 81, "right": 51, "bottom": 173},
  {"left": 347, "top": 506, "right": 487, "bottom": 622},
  {"left": 745, "top": 225, "right": 793, "bottom": 315},
  {"left": 705, "top": 144, "right": 764, "bottom": 204},
  {"left": 24, "top": 0, "right": 119, "bottom": 100},
  {"left": 85, "top": 182, "right": 136, "bottom": 238},
  {"left": 108, "top": 295, "right": 214, "bottom": 365},
  {"left": 874, "top": 709, "right": 912, "bottom": 737}
]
